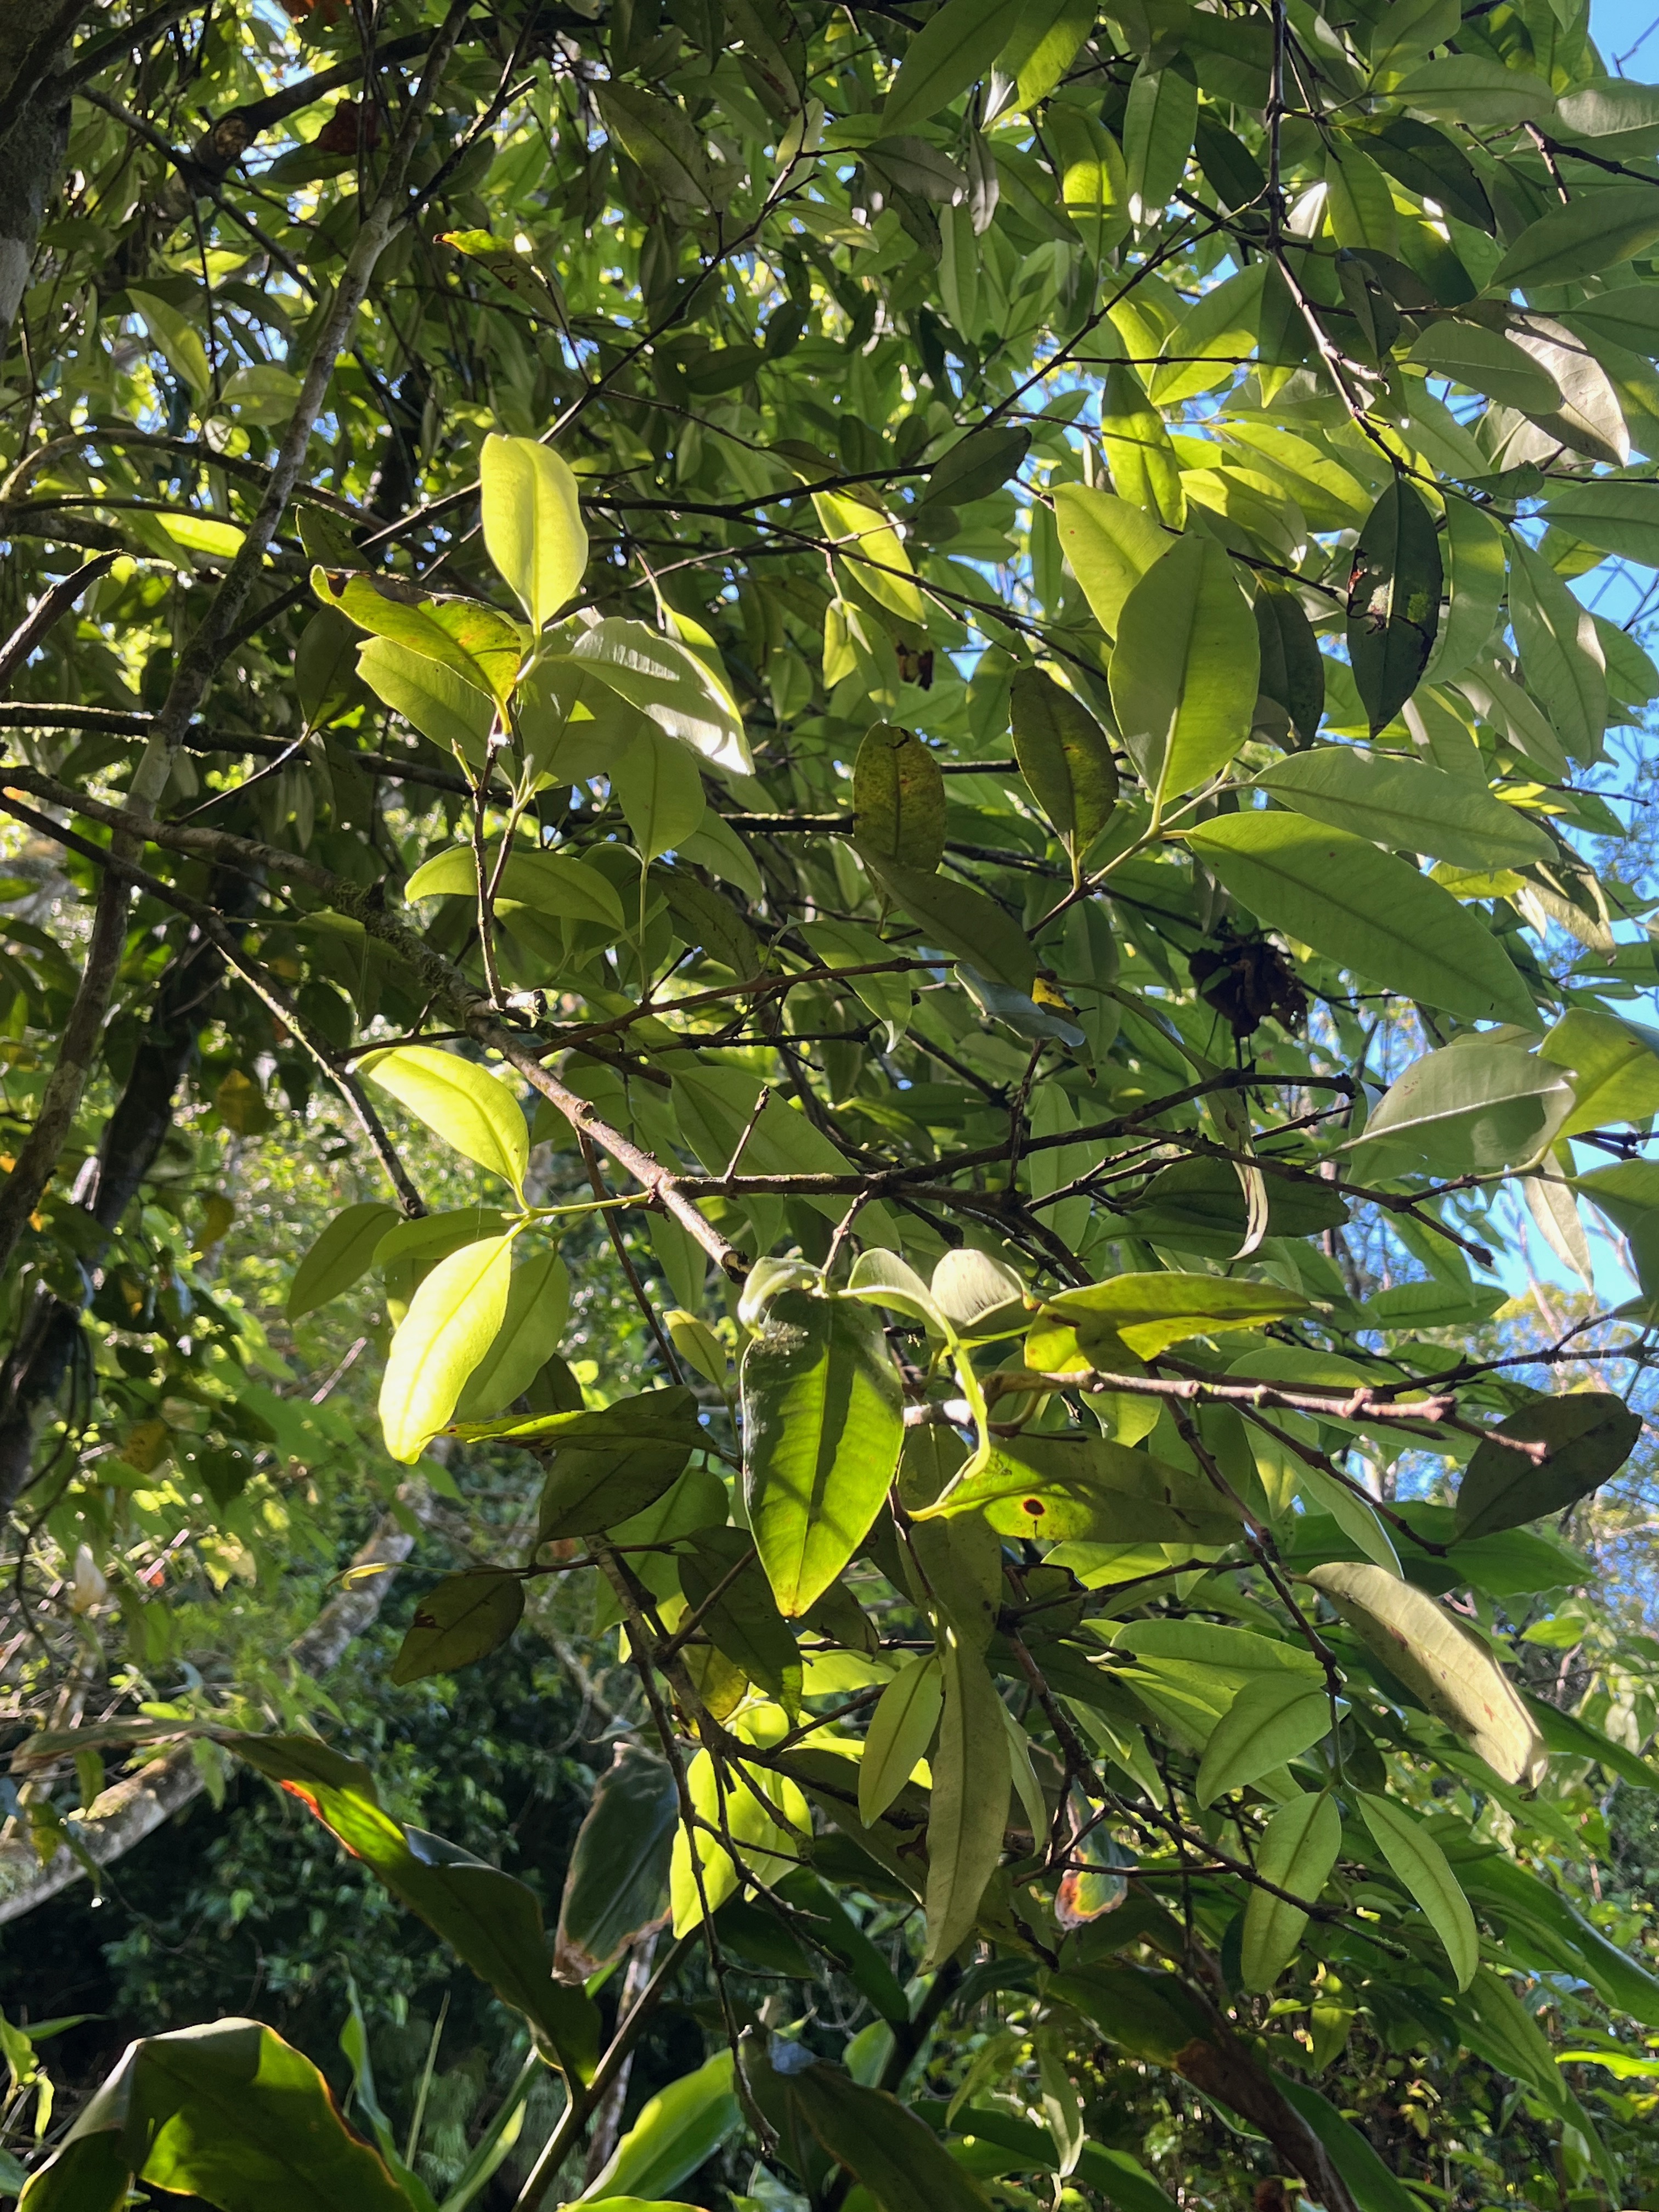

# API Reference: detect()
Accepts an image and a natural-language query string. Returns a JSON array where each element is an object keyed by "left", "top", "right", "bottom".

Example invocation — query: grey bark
[{"left": 0, "top": 0, "right": 87, "bottom": 341}]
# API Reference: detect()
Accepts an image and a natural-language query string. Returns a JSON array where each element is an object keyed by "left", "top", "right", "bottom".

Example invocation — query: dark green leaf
[
  {"left": 864, "top": 856, "right": 1038, "bottom": 991},
  {"left": 527, "top": 1389, "right": 703, "bottom": 1541},
  {"left": 1009, "top": 667, "right": 1119, "bottom": 868},
  {"left": 680, "top": 1526, "right": 803, "bottom": 1708},
  {"left": 1456, "top": 1393, "right": 1641, "bottom": 1538},
  {"left": 390, "top": 1569, "right": 524, "bottom": 1685},
  {"left": 1346, "top": 479, "right": 1443, "bottom": 733},
  {"left": 17, "top": 2018, "right": 411, "bottom": 2212},
  {"left": 554, "top": 1742, "right": 677, "bottom": 1978},
  {"left": 287, "top": 1201, "right": 401, "bottom": 1321},
  {"left": 1253, "top": 583, "right": 1324, "bottom": 747}
]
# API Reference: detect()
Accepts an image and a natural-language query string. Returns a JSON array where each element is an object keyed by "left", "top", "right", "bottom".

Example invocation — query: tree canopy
[{"left": 8, "top": 0, "right": 1659, "bottom": 2207}]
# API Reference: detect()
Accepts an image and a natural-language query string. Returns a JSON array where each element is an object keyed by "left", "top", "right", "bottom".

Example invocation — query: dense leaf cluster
[{"left": 8, "top": 0, "right": 1659, "bottom": 2208}]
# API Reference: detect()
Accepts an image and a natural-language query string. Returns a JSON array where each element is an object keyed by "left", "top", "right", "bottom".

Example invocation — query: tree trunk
[
  {"left": 0, "top": 880, "right": 244, "bottom": 1513},
  {"left": 0, "top": 1, "right": 87, "bottom": 341}
]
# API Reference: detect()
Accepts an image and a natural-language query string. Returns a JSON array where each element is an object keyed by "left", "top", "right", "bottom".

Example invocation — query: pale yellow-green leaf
[
  {"left": 479, "top": 433, "right": 588, "bottom": 630},
  {"left": 364, "top": 1046, "right": 529, "bottom": 1197},
  {"left": 379, "top": 1234, "right": 515, "bottom": 1462}
]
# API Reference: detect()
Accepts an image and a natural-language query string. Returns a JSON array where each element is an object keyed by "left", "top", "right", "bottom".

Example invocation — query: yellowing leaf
[{"left": 1307, "top": 1561, "right": 1548, "bottom": 1786}]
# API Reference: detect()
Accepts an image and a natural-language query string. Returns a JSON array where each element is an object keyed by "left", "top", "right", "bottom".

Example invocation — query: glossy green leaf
[
  {"left": 1508, "top": 538, "right": 1606, "bottom": 764},
  {"left": 1293, "top": 1459, "right": 1402, "bottom": 1577},
  {"left": 1186, "top": 814, "right": 1536, "bottom": 1025},
  {"left": 860, "top": 1652, "right": 944, "bottom": 1823},
  {"left": 879, "top": 0, "right": 1023, "bottom": 133},
  {"left": 357, "top": 636, "right": 494, "bottom": 765},
  {"left": 390, "top": 1569, "right": 524, "bottom": 1685},
  {"left": 1122, "top": 59, "right": 1198, "bottom": 224},
  {"left": 17, "top": 2018, "right": 411, "bottom": 2212},
  {"left": 681, "top": 1526, "right": 803, "bottom": 1708},
  {"left": 1393, "top": 54, "right": 1554, "bottom": 126},
  {"left": 929, "top": 1247, "right": 1027, "bottom": 1338},
  {"left": 1195, "top": 1672, "right": 1334, "bottom": 1807},
  {"left": 1149, "top": 264, "right": 1267, "bottom": 405},
  {"left": 774, "top": 2056, "right": 995, "bottom": 2212},
  {"left": 1509, "top": 315, "right": 1629, "bottom": 467},
  {"left": 1307, "top": 1561, "right": 1548, "bottom": 1785},
  {"left": 528, "top": 1389, "right": 703, "bottom": 1540},
  {"left": 595, "top": 83, "right": 711, "bottom": 217},
  {"left": 1256, "top": 748, "right": 1553, "bottom": 871},
  {"left": 926, "top": 426, "right": 1031, "bottom": 510},
  {"left": 1493, "top": 185, "right": 1659, "bottom": 291},
  {"left": 1456, "top": 1393, "right": 1641, "bottom": 1539},
  {"left": 864, "top": 856, "right": 1038, "bottom": 991},
  {"left": 1042, "top": 1269, "right": 1308, "bottom": 1359},
  {"left": 364, "top": 1047, "right": 529, "bottom": 1197},
  {"left": 1254, "top": 583, "right": 1325, "bottom": 746},
  {"left": 573, "top": 617, "right": 751, "bottom": 775},
  {"left": 287, "top": 1201, "right": 400, "bottom": 1321},
  {"left": 1543, "top": 1006, "right": 1659, "bottom": 1136},
  {"left": 611, "top": 723, "right": 707, "bottom": 860},
  {"left": 1240, "top": 1790, "right": 1341, "bottom": 1992},
  {"left": 917, "top": 1427, "right": 1242, "bottom": 1547},
  {"left": 1422, "top": 505, "right": 1504, "bottom": 691},
  {"left": 742, "top": 1291, "right": 903, "bottom": 1616},
  {"left": 1358, "top": 1791, "right": 1478, "bottom": 1989},
  {"left": 1407, "top": 320, "right": 1559, "bottom": 410},
  {"left": 813, "top": 490, "right": 926, "bottom": 626},
  {"left": 922, "top": 1634, "right": 1010, "bottom": 1968},
  {"left": 578, "top": 2052, "right": 738, "bottom": 2205},
  {"left": 404, "top": 844, "right": 624, "bottom": 928},
  {"left": 1346, "top": 479, "right": 1442, "bottom": 734},
  {"left": 318, "top": 572, "right": 513, "bottom": 697},
  {"left": 669, "top": 1725, "right": 809, "bottom": 1933},
  {"left": 1273, "top": 2076, "right": 1427, "bottom": 2212},
  {"left": 853, "top": 722, "right": 946, "bottom": 872},
  {"left": 845, "top": 1251, "right": 943, "bottom": 1338},
  {"left": 1109, "top": 535, "right": 1260, "bottom": 801},
  {"left": 1047, "top": 104, "right": 1130, "bottom": 259},
  {"left": 379, "top": 1234, "right": 515, "bottom": 1464},
  {"left": 1541, "top": 479, "right": 1659, "bottom": 567},
  {"left": 1099, "top": 359, "right": 1186, "bottom": 529},
  {"left": 479, "top": 433, "right": 586, "bottom": 631}
]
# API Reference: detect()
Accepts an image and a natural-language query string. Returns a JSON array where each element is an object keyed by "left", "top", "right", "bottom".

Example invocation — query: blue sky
[{"left": 1594, "top": 0, "right": 1659, "bottom": 73}]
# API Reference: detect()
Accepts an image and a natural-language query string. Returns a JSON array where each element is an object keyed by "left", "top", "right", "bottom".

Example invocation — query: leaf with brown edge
[{"left": 390, "top": 1568, "right": 524, "bottom": 1685}]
